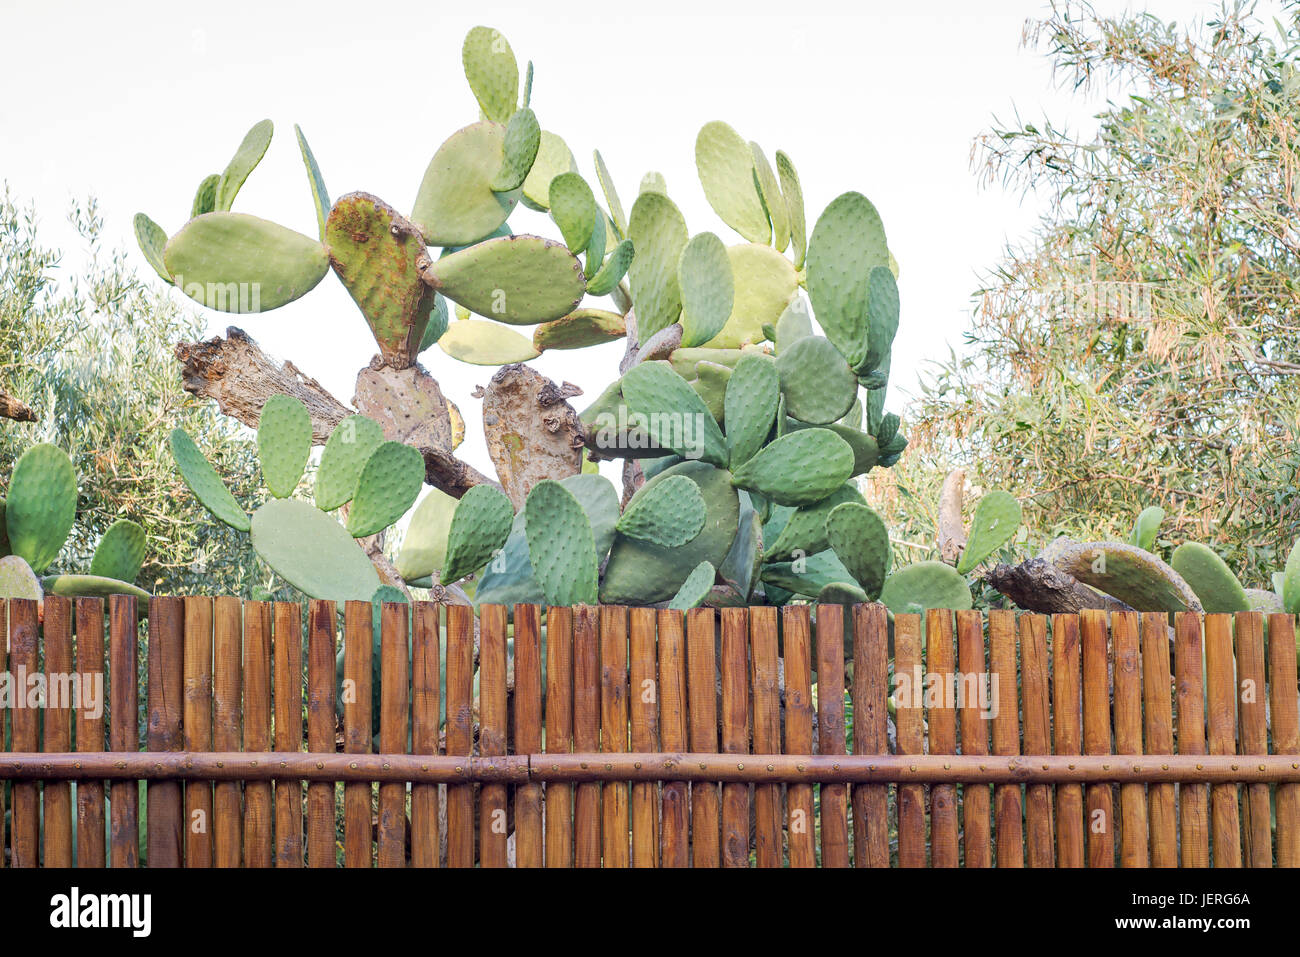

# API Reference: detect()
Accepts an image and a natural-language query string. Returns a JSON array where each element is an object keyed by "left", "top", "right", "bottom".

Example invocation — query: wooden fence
[{"left": 0, "top": 596, "right": 1298, "bottom": 867}]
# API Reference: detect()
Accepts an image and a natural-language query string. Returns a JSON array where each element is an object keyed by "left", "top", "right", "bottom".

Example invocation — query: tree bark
[
  {"left": 0, "top": 389, "right": 35, "bottom": 422},
  {"left": 985, "top": 558, "right": 1135, "bottom": 614},
  {"left": 937, "top": 468, "right": 967, "bottom": 565}
]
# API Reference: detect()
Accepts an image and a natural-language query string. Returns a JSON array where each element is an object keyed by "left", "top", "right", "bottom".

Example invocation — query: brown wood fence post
[
  {"left": 957, "top": 608, "right": 992, "bottom": 868},
  {"left": 183, "top": 596, "right": 214, "bottom": 868},
  {"left": 478, "top": 604, "right": 508, "bottom": 868},
  {"left": 378, "top": 601, "right": 410, "bottom": 868},
  {"left": 1081, "top": 609, "right": 1114, "bottom": 868},
  {"left": 242, "top": 601, "right": 273, "bottom": 868},
  {"left": 894, "top": 613, "right": 926, "bottom": 868},
  {"left": 212, "top": 597, "right": 243, "bottom": 868},
  {"left": 108, "top": 595, "right": 139, "bottom": 868},
  {"left": 783, "top": 606, "right": 816, "bottom": 868},
  {"left": 629, "top": 606, "right": 659, "bottom": 867},
  {"left": 513, "top": 603, "right": 543, "bottom": 868},
  {"left": 43, "top": 596, "right": 73, "bottom": 867},
  {"left": 1111, "top": 611, "right": 1148, "bottom": 867},
  {"left": 342, "top": 600, "right": 373, "bottom": 867},
  {"left": 657, "top": 608, "right": 689, "bottom": 868},
  {"left": 988, "top": 609, "right": 1024, "bottom": 867},
  {"left": 545, "top": 606, "right": 575, "bottom": 868},
  {"left": 851, "top": 603, "right": 890, "bottom": 868},
  {"left": 445, "top": 603, "right": 475, "bottom": 868},
  {"left": 75, "top": 598, "right": 107, "bottom": 868},
  {"left": 926, "top": 608, "right": 958, "bottom": 868},
  {"left": 720, "top": 607, "right": 751, "bottom": 868},
  {"left": 147, "top": 596, "right": 184, "bottom": 867},
  {"left": 750, "top": 606, "right": 781, "bottom": 868},
  {"left": 1234, "top": 613, "right": 1270, "bottom": 867},
  {"left": 306, "top": 600, "right": 337, "bottom": 867},
  {"left": 1174, "top": 612, "right": 1209, "bottom": 867},
  {"left": 599, "top": 605, "right": 630, "bottom": 868},
  {"left": 272, "top": 601, "right": 303, "bottom": 867}
]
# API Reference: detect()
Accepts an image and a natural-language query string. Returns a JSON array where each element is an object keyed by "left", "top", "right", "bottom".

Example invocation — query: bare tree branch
[
  {"left": 937, "top": 469, "right": 967, "bottom": 565},
  {"left": 0, "top": 389, "right": 36, "bottom": 423}
]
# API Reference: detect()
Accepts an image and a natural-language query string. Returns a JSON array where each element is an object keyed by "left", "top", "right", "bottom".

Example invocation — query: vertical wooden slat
[
  {"left": 0, "top": 602, "right": 6, "bottom": 868},
  {"left": 306, "top": 600, "right": 337, "bottom": 868},
  {"left": 720, "top": 607, "right": 751, "bottom": 868},
  {"left": 894, "top": 613, "right": 926, "bottom": 868},
  {"left": 272, "top": 602, "right": 303, "bottom": 867},
  {"left": 572, "top": 604, "right": 602, "bottom": 868},
  {"left": 513, "top": 604, "right": 543, "bottom": 868},
  {"left": 445, "top": 603, "right": 475, "bottom": 868},
  {"left": 657, "top": 609, "right": 689, "bottom": 868},
  {"left": 1052, "top": 613, "right": 1083, "bottom": 868},
  {"left": 1204, "top": 613, "right": 1240, "bottom": 868},
  {"left": 1140, "top": 611, "right": 1177, "bottom": 867},
  {"left": 1174, "top": 612, "right": 1209, "bottom": 868},
  {"left": 544, "top": 606, "right": 574, "bottom": 868},
  {"left": 957, "top": 609, "right": 992, "bottom": 868},
  {"left": 925, "top": 608, "right": 958, "bottom": 868},
  {"left": 9, "top": 599, "right": 39, "bottom": 867},
  {"left": 1111, "top": 611, "right": 1148, "bottom": 868},
  {"left": 342, "top": 601, "right": 373, "bottom": 868},
  {"left": 108, "top": 595, "right": 139, "bottom": 869},
  {"left": 242, "top": 601, "right": 273, "bottom": 868},
  {"left": 1080, "top": 609, "right": 1113, "bottom": 868},
  {"left": 411, "top": 601, "right": 441, "bottom": 868},
  {"left": 212, "top": 597, "right": 243, "bottom": 868},
  {"left": 628, "top": 607, "right": 659, "bottom": 868},
  {"left": 478, "top": 604, "right": 509, "bottom": 868},
  {"left": 815, "top": 605, "right": 849, "bottom": 868},
  {"left": 183, "top": 596, "right": 214, "bottom": 868},
  {"left": 750, "top": 607, "right": 781, "bottom": 868},
  {"left": 1019, "top": 613, "right": 1055, "bottom": 868},
  {"left": 378, "top": 601, "right": 410, "bottom": 868},
  {"left": 599, "top": 605, "right": 630, "bottom": 868},
  {"left": 686, "top": 607, "right": 719, "bottom": 868},
  {"left": 1234, "top": 613, "right": 1271, "bottom": 867},
  {"left": 43, "top": 596, "right": 73, "bottom": 867},
  {"left": 147, "top": 596, "right": 184, "bottom": 867},
  {"left": 852, "top": 603, "right": 890, "bottom": 868},
  {"left": 987, "top": 610, "right": 1023, "bottom": 867},
  {"left": 782, "top": 606, "right": 816, "bottom": 868},
  {"left": 1268, "top": 614, "right": 1300, "bottom": 867},
  {"left": 75, "top": 598, "right": 106, "bottom": 868}
]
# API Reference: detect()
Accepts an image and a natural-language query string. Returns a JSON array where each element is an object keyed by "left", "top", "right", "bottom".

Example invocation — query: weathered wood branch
[
  {"left": 0, "top": 389, "right": 36, "bottom": 422},
  {"left": 985, "top": 558, "right": 1135, "bottom": 614},
  {"left": 937, "top": 468, "right": 967, "bottom": 565}
]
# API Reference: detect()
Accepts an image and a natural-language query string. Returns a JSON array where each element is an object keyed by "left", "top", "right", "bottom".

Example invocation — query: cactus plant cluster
[{"left": 0, "top": 444, "right": 152, "bottom": 604}]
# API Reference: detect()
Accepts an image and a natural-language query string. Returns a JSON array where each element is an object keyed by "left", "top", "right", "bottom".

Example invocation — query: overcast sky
[{"left": 1, "top": 0, "right": 1246, "bottom": 481}]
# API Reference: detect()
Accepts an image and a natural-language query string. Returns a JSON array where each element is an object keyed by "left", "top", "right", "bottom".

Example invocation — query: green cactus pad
[
  {"left": 6, "top": 443, "right": 76, "bottom": 574},
  {"left": 1245, "top": 588, "right": 1283, "bottom": 613},
  {"left": 134, "top": 213, "right": 171, "bottom": 283},
  {"left": 0, "top": 498, "right": 9, "bottom": 557},
  {"left": 548, "top": 172, "right": 597, "bottom": 255},
  {"left": 817, "top": 581, "right": 869, "bottom": 611},
  {"left": 42, "top": 574, "right": 151, "bottom": 603},
  {"left": 766, "top": 482, "right": 864, "bottom": 562},
  {"left": 326, "top": 192, "right": 436, "bottom": 368},
  {"left": 861, "top": 266, "right": 900, "bottom": 374},
  {"left": 170, "top": 428, "right": 250, "bottom": 531},
  {"left": 760, "top": 549, "right": 856, "bottom": 598},
  {"left": 701, "top": 244, "right": 798, "bottom": 349},
  {"left": 879, "top": 562, "right": 973, "bottom": 617},
  {"left": 192, "top": 174, "right": 220, "bottom": 218},
  {"left": 315, "top": 415, "right": 386, "bottom": 512},
  {"left": 1130, "top": 505, "right": 1165, "bottom": 551},
  {"left": 524, "top": 480, "right": 599, "bottom": 606},
  {"left": 956, "top": 490, "right": 1022, "bottom": 574},
  {"left": 346, "top": 441, "right": 425, "bottom": 538},
  {"left": 668, "top": 561, "right": 716, "bottom": 611},
  {"left": 826, "top": 502, "right": 892, "bottom": 599},
  {"left": 668, "top": 346, "right": 754, "bottom": 379},
  {"left": 0, "top": 555, "right": 42, "bottom": 602},
  {"left": 411, "top": 121, "right": 518, "bottom": 247},
  {"left": 88, "top": 519, "right": 147, "bottom": 583},
  {"left": 438, "top": 319, "right": 540, "bottom": 364},
  {"left": 521, "top": 130, "right": 576, "bottom": 211},
  {"left": 257, "top": 394, "right": 313, "bottom": 499},
  {"left": 774, "top": 298, "right": 813, "bottom": 354},
  {"left": 425, "top": 234, "right": 584, "bottom": 324},
  {"left": 249, "top": 498, "right": 381, "bottom": 602},
  {"left": 1050, "top": 541, "right": 1201, "bottom": 612},
  {"left": 394, "top": 487, "right": 457, "bottom": 583},
  {"left": 593, "top": 149, "right": 627, "bottom": 238},
  {"left": 586, "top": 239, "right": 634, "bottom": 298},
  {"left": 749, "top": 143, "right": 789, "bottom": 253},
  {"left": 492, "top": 108, "right": 540, "bottom": 192},
  {"left": 462, "top": 26, "right": 519, "bottom": 124},
  {"left": 443, "top": 484, "right": 515, "bottom": 584},
  {"left": 532, "top": 309, "right": 626, "bottom": 351},
  {"left": 628, "top": 190, "right": 688, "bottom": 340},
  {"left": 776, "top": 335, "right": 858, "bottom": 425},
  {"left": 601, "top": 461, "right": 739, "bottom": 604},
  {"left": 729, "top": 428, "right": 854, "bottom": 507},
  {"left": 216, "top": 119, "right": 273, "bottom": 211},
  {"left": 1170, "top": 542, "right": 1250, "bottom": 613},
  {"left": 775, "top": 151, "right": 806, "bottom": 269},
  {"left": 805, "top": 192, "right": 890, "bottom": 369},
  {"left": 677, "top": 232, "right": 734, "bottom": 348},
  {"left": 723, "top": 353, "right": 779, "bottom": 468},
  {"left": 616, "top": 474, "right": 706, "bottom": 547},
  {"left": 640, "top": 172, "right": 668, "bottom": 195},
  {"left": 293, "top": 124, "right": 330, "bottom": 240},
  {"left": 584, "top": 214, "right": 607, "bottom": 279},
  {"left": 695, "top": 121, "right": 769, "bottom": 244},
  {"left": 689, "top": 361, "right": 732, "bottom": 425},
  {"left": 619, "top": 361, "right": 728, "bottom": 467},
  {"left": 164, "top": 212, "right": 329, "bottom": 312},
  {"left": 419, "top": 294, "right": 450, "bottom": 352},
  {"left": 1284, "top": 539, "right": 1300, "bottom": 613},
  {"left": 717, "top": 502, "right": 763, "bottom": 604}
]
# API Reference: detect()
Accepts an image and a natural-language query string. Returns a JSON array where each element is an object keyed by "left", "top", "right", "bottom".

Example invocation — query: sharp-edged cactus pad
[
  {"left": 956, "top": 490, "right": 1022, "bottom": 575},
  {"left": 89, "top": 519, "right": 147, "bottom": 583},
  {"left": 257, "top": 394, "right": 313, "bottom": 499},
  {"left": 826, "top": 501, "right": 891, "bottom": 599},
  {"left": 170, "top": 428, "right": 250, "bottom": 531},
  {"left": 5, "top": 443, "right": 77, "bottom": 574},
  {"left": 668, "top": 561, "right": 716, "bottom": 611},
  {"left": 345, "top": 441, "right": 425, "bottom": 538},
  {"left": 249, "top": 498, "right": 381, "bottom": 602},
  {"left": 619, "top": 361, "right": 728, "bottom": 468},
  {"left": 729, "top": 428, "right": 854, "bottom": 507},
  {"left": 315, "top": 415, "right": 386, "bottom": 512},
  {"left": 423, "top": 234, "right": 584, "bottom": 325},
  {"left": 524, "top": 479, "right": 599, "bottom": 606},
  {"left": 615, "top": 474, "right": 706, "bottom": 547},
  {"left": 443, "top": 484, "right": 515, "bottom": 584}
]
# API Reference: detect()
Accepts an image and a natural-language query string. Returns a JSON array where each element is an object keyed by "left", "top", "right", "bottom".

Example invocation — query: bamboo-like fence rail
[{"left": 1, "top": 597, "right": 1298, "bottom": 867}]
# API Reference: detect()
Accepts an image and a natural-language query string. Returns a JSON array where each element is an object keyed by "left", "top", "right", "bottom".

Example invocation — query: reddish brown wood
[
  {"left": 272, "top": 601, "right": 303, "bottom": 867},
  {"left": 783, "top": 606, "right": 815, "bottom": 868},
  {"left": 10, "top": 600, "right": 39, "bottom": 867},
  {"left": 1052, "top": 614, "right": 1083, "bottom": 868},
  {"left": 894, "top": 613, "right": 926, "bottom": 868},
  {"left": 478, "top": 604, "right": 509, "bottom": 868},
  {"left": 685, "top": 607, "right": 719, "bottom": 868},
  {"left": 750, "top": 607, "right": 781, "bottom": 868},
  {"left": 242, "top": 601, "right": 273, "bottom": 868},
  {"left": 108, "top": 595, "right": 139, "bottom": 868},
  {"left": 1204, "top": 614, "right": 1241, "bottom": 867},
  {"left": 513, "top": 604, "right": 543, "bottom": 868},
  {"left": 987, "top": 609, "right": 1024, "bottom": 867},
  {"left": 852, "top": 603, "right": 890, "bottom": 868},
  {"left": 147, "top": 596, "right": 184, "bottom": 867},
  {"left": 75, "top": 598, "right": 107, "bottom": 868},
  {"left": 657, "top": 608, "right": 689, "bottom": 868},
  {"left": 1141, "top": 611, "right": 1177, "bottom": 867},
  {"left": 628, "top": 607, "right": 659, "bottom": 868},
  {"left": 1174, "top": 612, "right": 1209, "bottom": 868},
  {"left": 212, "top": 596, "right": 242, "bottom": 868},
  {"left": 378, "top": 602, "right": 410, "bottom": 868},
  {"left": 182, "top": 596, "right": 214, "bottom": 868},
  {"left": 0, "top": 602, "right": 6, "bottom": 869},
  {"left": 1019, "top": 613, "right": 1055, "bottom": 868},
  {"left": 720, "top": 607, "right": 751, "bottom": 868},
  {"left": 445, "top": 603, "right": 475, "bottom": 868},
  {"left": 1268, "top": 614, "right": 1300, "bottom": 867},
  {"left": 306, "top": 600, "right": 337, "bottom": 868},
  {"left": 342, "top": 601, "right": 373, "bottom": 868},
  {"left": 957, "top": 609, "right": 992, "bottom": 868},
  {"left": 1081, "top": 609, "right": 1114, "bottom": 868},
  {"left": 926, "top": 608, "right": 958, "bottom": 868},
  {"left": 544, "top": 606, "right": 574, "bottom": 868},
  {"left": 599, "top": 605, "right": 630, "bottom": 868},
  {"left": 1111, "top": 611, "right": 1148, "bottom": 868},
  {"left": 42, "top": 597, "right": 73, "bottom": 867},
  {"left": 1234, "top": 613, "right": 1271, "bottom": 867},
  {"left": 572, "top": 605, "right": 601, "bottom": 868},
  {"left": 411, "top": 601, "right": 441, "bottom": 868}
]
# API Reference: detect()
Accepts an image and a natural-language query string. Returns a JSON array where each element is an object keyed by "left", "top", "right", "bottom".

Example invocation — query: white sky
[{"left": 0, "top": 0, "right": 1246, "bottom": 483}]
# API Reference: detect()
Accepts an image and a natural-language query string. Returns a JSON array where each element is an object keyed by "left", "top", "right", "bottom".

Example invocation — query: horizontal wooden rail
[{"left": 4, "top": 751, "right": 1300, "bottom": 784}]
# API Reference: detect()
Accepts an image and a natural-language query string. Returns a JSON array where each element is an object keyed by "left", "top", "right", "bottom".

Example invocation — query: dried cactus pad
[
  {"left": 257, "top": 394, "right": 313, "bottom": 499},
  {"left": 6, "top": 443, "right": 77, "bottom": 574},
  {"left": 524, "top": 479, "right": 599, "bottom": 606},
  {"left": 0, "top": 555, "right": 42, "bottom": 602},
  {"left": 249, "top": 498, "right": 380, "bottom": 602},
  {"left": 163, "top": 212, "right": 330, "bottom": 312},
  {"left": 616, "top": 474, "right": 706, "bottom": 547},
  {"left": 668, "top": 561, "right": 716, "bottom": 611},
  {"left": 443, "top": 484, "right": 515, "bottom": 585},
  {"left": 462, "top": 26, "right": 519, "bottom": 125},
  {"left": 1170, "top": 542, "right": 1250, "bottom": 613},
  {"left": 826, "top": 502, "right": 892, "bottom": 600},
  {"left": 326, "top": 192, "right": 437, "bottom": 369},
  {"left": 43, "top": 574, "right": 151, "bottom": 602},
  {"left": 89, "top": 519, "right": 147, "bottom": 583},
  {"left": 170, "top": 428, "right": 250, "bottom": 531},
  {"left": 805, "top": 191, "right": 890, "bottom": 369},
  {"left": 345, "top": 441, "right": 425, "bottom": 538},
  {"left": 315, "top": 415, "right": 386, "bottom": 512},
  {"left": 424, "top": 234, "right": 584, "bottom": 325},
  {"left": 411, "top": 121, "right": 518, "bottom": 248},
  {"left": 879, "top": 561, "right": 972, "bottom": 617},
  {"left": 1051, "top": 541, "right": 1201, "bottom": 612},
  {"left": 729, "top": 428, "right": 854, "bottom": 507},
  {"left": 956, "top": 490, "right": 1022, "bottom": 575}
]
